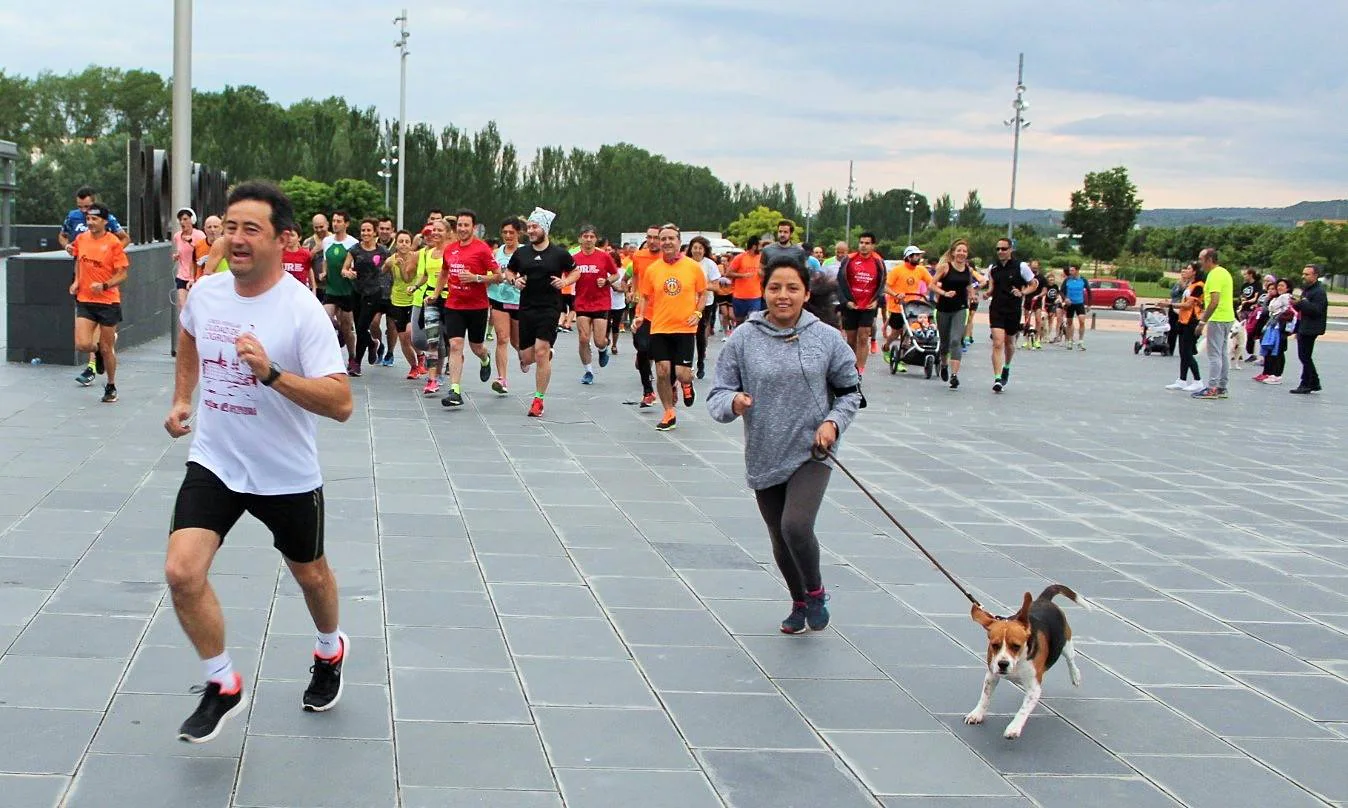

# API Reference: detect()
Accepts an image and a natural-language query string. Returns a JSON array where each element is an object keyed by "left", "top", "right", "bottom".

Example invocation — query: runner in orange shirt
[
  {"left": 628, "top": 225, "right": 662, "bottom": 406},
  {"left": 69, "top": 204, "right": 131, "bottom": 403},
  {"left": 883, "top": 246, "right": 934, "bottom": 360},
  {"left": 635, "top": 224, "right": 707, "bottom": 432},
  {"left": 726, "top": 236, "right": 764, "bottom": 326}
]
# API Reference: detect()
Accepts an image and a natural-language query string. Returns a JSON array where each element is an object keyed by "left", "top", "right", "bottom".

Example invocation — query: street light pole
[
  {"left": 394, "top": 9, "right": 409, "bottom": 230},
  {"left": 804, "top": 192, "right": 811, "bottom": 244},
  {"left": 1005, "top": 53, "right": 1030, "bottom": 241},
  {"left": 171, "top": 0, "right": 192, "bottom": 220},
  {"left": 905, "top": 180, "right": 916, "bottom": 245},
  {"left": 844, "top": 161, "right": 855, "bottom": 243}
]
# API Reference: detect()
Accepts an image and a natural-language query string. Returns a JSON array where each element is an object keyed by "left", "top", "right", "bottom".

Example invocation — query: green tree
[
  {"left": 330, "top": 178, "right": 388, "bottom": 221},
  {"left": 279, "top": 176, "right": 335, "bottom": 232},
  {"left": 1061, "top": 166, "right": 1142, "bottom": 264},
  {"left": 725, "top": 205, "right": 789, "bottom": 247},
  {"left": 931, "top": 194, "right": 953, "bottom": 229},
  {"left": 957, "top": 190, "right": 984, "bottom": 228}
]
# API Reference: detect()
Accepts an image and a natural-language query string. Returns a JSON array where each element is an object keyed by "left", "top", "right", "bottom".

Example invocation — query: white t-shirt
[
  {"left": 180, "top": 272, "right": 347, "bottom": 495},
  {"left": 699, "top": 257, "right": 722, "bottom": 307}
]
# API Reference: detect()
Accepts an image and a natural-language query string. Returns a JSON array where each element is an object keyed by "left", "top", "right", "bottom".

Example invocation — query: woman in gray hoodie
[{"left": 707, "top": 258, "right": 862, "bottom": 634}]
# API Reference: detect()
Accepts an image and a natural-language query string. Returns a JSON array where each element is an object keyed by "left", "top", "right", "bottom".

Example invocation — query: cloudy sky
[{"left": 4, "top": 0, "right": 1345, "bottom": 210}]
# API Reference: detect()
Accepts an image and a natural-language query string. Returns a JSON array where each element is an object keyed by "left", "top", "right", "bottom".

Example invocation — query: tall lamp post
[
  {"left": 905, "top": 181, "right": 917, "bottom": 245},
  {"left": 377, "top": 149, "right": 397, "bottom": 209},
  {"left": 171, "top": 0, "right": 192, "bottom": 222},
  {"left": 1005, "top": 53, "right": 1030, "bottom": 240},
  {"left": 394, "top": 9, "right": 409, "bottom": 229},
  {"left": 843, "top": 161, "right": 855, "bottom": 243}
]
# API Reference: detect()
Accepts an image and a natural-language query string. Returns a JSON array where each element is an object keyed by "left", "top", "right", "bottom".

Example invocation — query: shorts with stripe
[{"left": 171, "top": 462, "right": 326, "bottom": 563}]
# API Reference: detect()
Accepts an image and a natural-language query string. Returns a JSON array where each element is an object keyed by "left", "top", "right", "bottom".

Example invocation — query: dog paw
[
  {"left": 964, "top": 711, "right": 985, "bottom": 725},
  {"left": 1003, "top": 725, "right": 1022, "bottom": 740}
]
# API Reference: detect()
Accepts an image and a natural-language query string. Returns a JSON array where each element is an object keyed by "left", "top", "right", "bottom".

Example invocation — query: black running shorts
[
  {"left": 76, "top": 302, "right": 122, "bottom": 326},
  {"left": 989, "top": 308, "right": 1022, "bottom": 336},
  {"left": 442, "top": 307, "right": 489, "bottom": 343},
  {"left": 649, "top": 332, "right": 695, "bottom": 367},
  {"left": 171, "top": 462, "right": 326, "bottom": 563},
  {"left": 518, "top": 307, "right": 560, "bottom": 348},
  {"left": 840, "top": 306, "right": 877, "bottom": 332}
]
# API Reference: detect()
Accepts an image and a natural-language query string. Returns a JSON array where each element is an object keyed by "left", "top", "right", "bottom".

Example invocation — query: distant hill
[{"left": 983, "top": 200, "right": 1348, "bottom": 231}]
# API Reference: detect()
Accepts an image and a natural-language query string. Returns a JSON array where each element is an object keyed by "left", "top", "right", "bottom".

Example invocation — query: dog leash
[{"left": 813, "top": 447, "right": 982, "bottom": 609}]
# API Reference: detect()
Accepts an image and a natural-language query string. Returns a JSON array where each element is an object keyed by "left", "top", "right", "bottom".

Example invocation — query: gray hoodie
[{"left": 707, "top": 309, "right": 861, "bottom": 489}]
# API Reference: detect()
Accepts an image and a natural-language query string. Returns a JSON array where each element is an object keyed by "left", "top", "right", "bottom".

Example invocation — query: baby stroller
[
  {"left": 1133, "top": 303, "right": 1170, "bottom": 356},
  {"left": 889, "top": 299, "right": 942, "bottom": 378}
]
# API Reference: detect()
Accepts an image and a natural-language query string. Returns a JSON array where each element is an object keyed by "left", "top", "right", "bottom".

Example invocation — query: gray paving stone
[
  {"left": 650, "top": 541, "right": 758, "bottom": 570},
  {"left": 0, "top": 655, "right": 125, "bottom": 710},
  {"left": 517, "top": 656, "right": 657, "bottom": 708},
  {"left": 0, "top": 557, "right": 74, "bottom": 590},
  {"left": 1049, "top": 698, "right": 1234, "bottom": 756},
  {"left": 236, "top": 735, "right": 397, "bottom": 808},
  {"left": 43, "top": 579, "right": 164, "bottom": 617},
  {"left": 392, "top": 668, "right": 530, "bottom": 722},
  {"left": 1083, "top": 643, "right": 1231, "bottom": 687},
  {"left": 1146, "top": 686, "right": 1339, "bottom": 739},
  {"left": 589, "top": 575, "right": 703, "bottom": 609},
  {"left": 778, "top": 678, "right": 943, "bottom": 731},
  {"left": 477, "top": 553, "right": 582, "bottom": 584},
  {"left": 8, "top": 612, "right": 146, "bottom": 659},
  {"left": 246, "top": 680, "right": 392, "bottom": 740},
  {"left": 500, "top": 615, "right": 630, "bottom": 659},
  {"left": 678, "top": 568, "right": 786, "bottom": 600},
  {"left": 1158, "top": 630, "right": 1321, "bottom": 674},
  {"left": 259, "top": 633, "right": 384, "bottom": 684},
  {"left": 90, "top": 692, "right": 246, "bottom": 757},
  {"left": 141, "top": 604, "right": 270, "bottom": 648},
  {"left": 534, "top": 707, "right": 697, "bottom": 769},
  {"left": 383, "top": 559, "right": 486, "bottom": 592},
  {"left": 395, "top": 722, "right": 554, "bottom": 790},
  {"left": 1233, "top": 620, "right": 1348, "bottom": 661},
  {"left": 840, "top": 624, "right": 982, "bottom": 668},
  {"left": 1235, "top": 673, "right": 1348, "bottom": 721},
  {"left": 385, "top": 589, "right": 499, "bottom": 628},
  {"left": 1124, "top": 754, "right": 1327, "bottom": 808},
  {"left": 1230, "top": 738, "right": 1348, "bottom": 803},
  {"left": 400, "top": 787, "right": 563, "bottom": 807},
  {"left": 697, "top": 748, "right": 898, "bottom": 807},
  {"left": 64, "top": 753, "right": 237, "bottom": 808},
  {"left": 555, "top": 768, "right": 721, "bottom": 808},
  {"left": 737, "top": 634, "right": 887, "bottom": 679},
  {"left": 664, "top": 691, "right": 822, "bottom": 750},
  {"left": 0, "top": 706, "right": 102, "bottom": 774},
  {"left": 939, "top": 714, "right": 1133, "bottom": 775},
  {"left": 489, "top": 583, "right": 606, "bottom": 619},
  {"left": 1008, "top": 775, "right": 1181, "bottom": 807},
  {"left": 0, "top": 774, "right": 68, "bottom": 808},
  {"left": 388, "top": 626, "right": 512, "bottom": 670},
  {"left": 607, "top": 607, "right": 736, "bottom": 647},
  {"left": 631, "top": 644, "right": 774, "bottom": 694}
]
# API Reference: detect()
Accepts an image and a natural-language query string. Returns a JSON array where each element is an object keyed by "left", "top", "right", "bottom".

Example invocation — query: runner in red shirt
[
  {"left": 836, "top": 231, "right": 885, "bottom": 375},
  {"left": 429, "top": 208, "right": 498, "bottom": 407},
  {"left": 572, "top": 224, "right": 621, "bottom": 385},
  {"left": 281, "top": 229, "right": 316, "bottom": 292}
]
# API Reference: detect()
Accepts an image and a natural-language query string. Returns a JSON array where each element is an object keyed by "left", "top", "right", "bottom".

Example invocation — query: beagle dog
[{"left": 964, "top": 584, "right": 1090, "bottom": 739}]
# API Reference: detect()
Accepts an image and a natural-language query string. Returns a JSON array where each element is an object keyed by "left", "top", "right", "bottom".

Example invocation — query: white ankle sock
[
  {"left": 315, "top": 629, "right": 343, "bottom": 659},
  {"left": 584, "top": 364, "right": 593, "bottom": 373},
  {"left": 204, "top": 651, "right": 235, "bottom": 688}
]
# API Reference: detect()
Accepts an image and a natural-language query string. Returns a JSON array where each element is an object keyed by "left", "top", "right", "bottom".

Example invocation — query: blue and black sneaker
[
  {"left": 805, "top": 589, "right": 830, "bottom": 631},
  {"left": 780, "top": 602, "right": 808, "bottom": 635}
]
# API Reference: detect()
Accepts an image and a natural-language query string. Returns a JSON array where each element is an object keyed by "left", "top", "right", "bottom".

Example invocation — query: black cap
[{"left": 85, "top": 204, "right": 111, "bottom": 220}]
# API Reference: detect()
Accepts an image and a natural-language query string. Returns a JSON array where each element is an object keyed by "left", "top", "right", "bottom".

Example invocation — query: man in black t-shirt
[
  {"left": 505, "top": 207, "right": 579, "bottom": 418},
  {"left": 985, "top": 238, "right": 1038, "bottom": 393}
]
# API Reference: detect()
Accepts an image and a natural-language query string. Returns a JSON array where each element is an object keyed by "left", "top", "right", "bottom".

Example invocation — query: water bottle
[{"left": 30, "top": 358, "right": 43, "bottom": 366}]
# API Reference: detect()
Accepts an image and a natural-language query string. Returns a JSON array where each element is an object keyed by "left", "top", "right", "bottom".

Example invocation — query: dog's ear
[
  {"left": 1013, "top": 592, "right": 1032, "bottom": 626},
  {"left": 971, "top": 603, "right": 996, "bottom": 629}
]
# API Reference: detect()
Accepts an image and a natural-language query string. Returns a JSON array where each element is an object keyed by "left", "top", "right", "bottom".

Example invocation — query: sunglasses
[{"left": 997, "top": 246, "right": 1012, "bottom": 252}]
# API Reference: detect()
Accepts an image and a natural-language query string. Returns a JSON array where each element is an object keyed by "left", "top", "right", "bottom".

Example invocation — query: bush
[
  {"left": 1047, "top": 254, "right": 1074, "bottom": 270},
  {"left": 1116, "top": 266, "right": 1163, "bottom": 284}
]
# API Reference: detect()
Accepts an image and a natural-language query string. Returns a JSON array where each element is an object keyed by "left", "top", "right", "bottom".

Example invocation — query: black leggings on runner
[
  {"left": 695, "top": 303, "right": 716, "bottom": 369},
  {"left": 354, "top": 295, "right": 381, "bottom": 365},
  {"left": 633, "top": 321, "right": 653, "bottom": 396},
  {"left": 1176, "top": 322, "right": 1200, "bottom": 382},
  {"left": 754, "top": 461, "right": 831, "bottom": 602}
]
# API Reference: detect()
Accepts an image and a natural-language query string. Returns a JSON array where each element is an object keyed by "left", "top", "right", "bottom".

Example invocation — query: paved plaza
[{"left": 0, "top": 324, "right": 1345, "bottom": 808}]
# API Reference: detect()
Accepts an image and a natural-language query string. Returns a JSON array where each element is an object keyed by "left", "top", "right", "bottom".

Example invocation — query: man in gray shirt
[{"left": 760, "top": 219, "right": 807, "bottom": 269}]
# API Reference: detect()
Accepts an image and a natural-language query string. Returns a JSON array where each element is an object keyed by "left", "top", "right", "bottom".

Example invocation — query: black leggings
[
  {"left": 354, "top": 295, "right": 382, "bottom": 365},
  {"left": 1176, "top": 322, "right": 1200, "bottom": 381},
  {"left": 633, "top": 321, "right": 653, "bottom": 396},
  {"left": 754, "top": 461, "right": 831, "bottom": 602},
  {"left": 1166, "top": 310, "right": 1180, "bottom": 355},
  {"left": 695, "top": 303, "right": 716, "bottom": 368},
  {"left": 1261, "top": 328, "right": 1286, "bottom": 377}
]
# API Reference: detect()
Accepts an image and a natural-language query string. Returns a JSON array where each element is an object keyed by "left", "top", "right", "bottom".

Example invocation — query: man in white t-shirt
[{"left": 163, "top": 181, "right": 354, "bottom": 744}]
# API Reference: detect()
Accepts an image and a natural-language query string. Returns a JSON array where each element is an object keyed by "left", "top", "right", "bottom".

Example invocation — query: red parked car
[{"left": 1088, "top": 279, "right": 1138, "bottom": 310}]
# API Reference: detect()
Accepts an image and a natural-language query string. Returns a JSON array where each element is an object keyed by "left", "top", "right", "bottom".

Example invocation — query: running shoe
[
  {"left": 1191, "top": 386, "right": 1220, "bottom": 400},
  {"left": 1183, "top": 380, "right": 1206, "bottom": 393},
  {"left": 479, "top": 358, "right": 492, "bottom": 383},
  {"left": 993, "top": 380, "right": 1004, "bottom": 393},
  {"left": 881, "top": 349, "right": 892, "bottom": 365},
  {"left": 1251, "top": 374, "right": 1268, "bottom": 383},
  {"left": 1077, "top": 343, "right": 1086, "bottom": 351},
  {"left": 416, "top": 352, "right": 426, "bottom": 369},
  {"left": 681, "top": 381, "right": 695, "bottom": 407},
  {"left": 940, "top": 364, "right": 949, "bottom": 382},
  {"left": 1217, "top": 388, "right": 1228, "bottom": 399},
  {"left": 101, "top": 384, "right": 118, "bottom": 403},
  {"left": 368, "top": 340, "right": 381, "bottom": 366},
  {"left": 1033, "top": 339, "right": 1042, "bottom": 350},
  {"left": 581, "top": 370, "right": 594, "bottom": 385},
  {"left": 75, "top": 367, "right": 96, "bottom": 387},
  {"left": 962, "top": 336, "right": 973, "bottom": 347},
  {"left": 1165, "top": 379, "right": 1188, "bottom": 390},
  {"left": 1000, "top": 366, "right": 1011, "bottom": 384},
  {"left": 640, "top": 392, "right": 657, "bottom": 408},
  {"left": 422, "top": 378, "right": 441, "bottom": 396},
  {"left": 492, "top": 378, "right": 508, "bottom": 395},
  {"left": 406, "top": 367, "right": 421, "bottom": 380},
  {"left": 898, "top": 363, "right": 907, "bottom": 373},
  {"left": 695, "top": 361, "right": 704, "bottom": 380},
  {"left": 804, "top": 589, "right": 830, "bottom": 631},
  {"left": 1262, "top": 376, "right": 1282, "bottom": 385},
  {"left": 302, "top": 632, "right": 348, "bottom": 712},
  {"left": 598, "top": 347, "right": 610, "bottom": 368},
  {"left": 348, "top": 362, "right": 362, "bottom": 378},
  {"left": 655, "top": 413, "right": 677, "bottom": 431},
  {"left": 528, "top": 397, "right": 544, "bottom": 418},
  {"left": 178, "top": 674, "right": 246, "bottom": 743},
  {"left": 382, "top": 355, "right": 395, "bottom": 367},
  {"left": 1065, "top": 340, "right": 1074, "bottom": 349},
  {"left": 486, "top": 327, "right": 495, "bottom": 342},
  {"left": 949, "top": 374, "right": 959, "bottom": 390},
  {"left": 869, "top": 338, "right": 878, "bottom": 354},
  {"left": 94, "top": 350, "right": 104, "bottom": 375},
  {"left": 780, "top": 602, "right": 808, "bottom": 634},
  {"left": 441, "top": 390, "right": 464, "bottom": 407}
]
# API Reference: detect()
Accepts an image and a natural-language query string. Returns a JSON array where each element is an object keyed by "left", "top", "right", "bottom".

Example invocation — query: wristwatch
[{"left": 261, "top": 362, "right": 282, "bottom": 387}]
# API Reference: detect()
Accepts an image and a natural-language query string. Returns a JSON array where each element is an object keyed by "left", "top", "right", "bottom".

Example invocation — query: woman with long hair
[
  {"left": 418, "top": 219, "right": 448, "bottom": 395},
  {"left": 930, "top": 239, "right": 975, "bottom": 390},
  {"left": 1166, "top": 261, "right": 1205, "bottom": 392},
  {"left": 687, "top": 236, "right": 722, "bottom": 379},
  {"left": 487, "top": 217, "right": 525, "bottom": 394},
  {"left": 1255, "top": 278, "right": 1293, "bottom": 384},
  {"left": 386, "top": 229, "right": 426, "bottom": 377}
]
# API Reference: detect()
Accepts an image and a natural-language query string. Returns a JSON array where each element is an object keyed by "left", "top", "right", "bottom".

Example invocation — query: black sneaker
[
  {"left": 1000, "top": 366, "right": 1011, "bottom": 384},
  {"left": 442, "top": 389, "right": 464, "bottom": 407},
  {"left": 780, "top": 602, "right": 808, "bottom": 634},
  {"left": 101, "top": 384, "right": 118, "bottom": 403},
  {"left": 940, "top": 364, "right": 949, "bottom": 382},
  {"left": 696, "top": 362, "right": 705, "bottom": 380},
  {"left": 368, "top": 340, "right": 380, "bottom": 366},
  {"left": 804, "top": 590, "right": 830, "bottom": 631},
  {"left": 178, "top": 676, "right": 246, "bottom": 743},
  {"left": 993, "top": 380, "right": 1004, "bottom": 393},
  {"left": 949, "top": 374, "right": 959, "bottom": 390},
  {"left": 94, "top": 350, "right": 104, "bottom": 375},
  {"left": 302, "top": 632, "right": 348, "bottom": 712},
  {"left": 479, "top": 358, "right": 492, "bottom": 383},
  {"left": 75, "top": 367, "right": 96, "bottom": 387}
]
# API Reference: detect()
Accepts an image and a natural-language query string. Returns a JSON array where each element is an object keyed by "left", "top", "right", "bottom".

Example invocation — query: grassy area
[{"left": 1130, "top": 281, "right": 1174, "bottom": 300}]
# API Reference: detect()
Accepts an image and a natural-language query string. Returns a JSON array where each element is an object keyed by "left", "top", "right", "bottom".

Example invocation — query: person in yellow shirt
[
  {"left": 882, "top": 246, "right": 933, "bottom": 362},
  {"left": 634, "top": 224, "right": 707, "bottom": 432}
]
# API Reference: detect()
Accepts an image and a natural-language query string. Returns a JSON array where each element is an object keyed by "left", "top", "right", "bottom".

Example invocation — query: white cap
[
  {"left": 527, "top": 207, "right": 556, "bottom": 235},
  {"left": 903, "top": 246, "right": 924, "bottom": 259}
]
